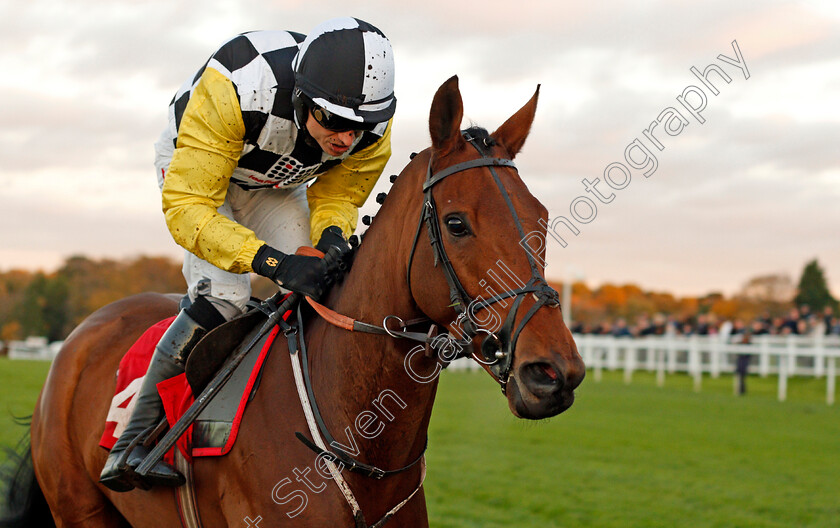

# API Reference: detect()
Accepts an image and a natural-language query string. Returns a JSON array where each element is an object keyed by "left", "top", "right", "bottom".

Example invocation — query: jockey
[{"left": 100, "top": 17, "right": 396, "bottom": 492}]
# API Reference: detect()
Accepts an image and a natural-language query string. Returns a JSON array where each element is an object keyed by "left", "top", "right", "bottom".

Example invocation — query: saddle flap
[{"left": 185, "top": 309, "right": 265, "bottom": 394}]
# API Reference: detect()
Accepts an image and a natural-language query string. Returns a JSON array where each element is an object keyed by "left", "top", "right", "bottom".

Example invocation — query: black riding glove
[
  {"left": 252, "top": 245, "right": 332, "bottom": 300},
  {"left": 315, "top": 225, "right": 355, "bottom": 272}
]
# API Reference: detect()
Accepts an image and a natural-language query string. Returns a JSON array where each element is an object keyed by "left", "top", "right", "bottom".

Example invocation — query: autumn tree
[
  {"left": 0, "top": 255, "right": 187, "bottom": 341},
  {"left": 740, "top": 274, "right": 794, "bottom": 304},
  {"left": 0, "top": 270, "right": 33, "bottom": 340},
  {"left": 737, "top": 273, "right": 794, "bottom": 319},
  {"left": 12, "top": 275, "right": 45, "bottom": 338}
]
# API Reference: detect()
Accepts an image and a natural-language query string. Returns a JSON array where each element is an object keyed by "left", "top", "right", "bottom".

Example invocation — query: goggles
[{"left": 311, "top": 104, "right": 377, "bottom": 133}]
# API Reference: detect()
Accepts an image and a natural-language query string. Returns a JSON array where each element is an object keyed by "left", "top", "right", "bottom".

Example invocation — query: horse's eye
[{"left": 445, "top": 215, "right": 471, "bottom": 237}]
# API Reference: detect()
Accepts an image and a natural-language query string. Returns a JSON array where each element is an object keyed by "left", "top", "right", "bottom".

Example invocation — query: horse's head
[{"left": 408, "top": 76, "right": 585, "bottom": 419}]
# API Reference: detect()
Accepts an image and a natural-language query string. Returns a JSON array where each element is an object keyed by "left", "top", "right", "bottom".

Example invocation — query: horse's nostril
[
  {"left": 540, "top": 363, "right": 558, "bottom": 381},
  {"left": 521, "top": 362, "right": 564, "bottom": 393}
]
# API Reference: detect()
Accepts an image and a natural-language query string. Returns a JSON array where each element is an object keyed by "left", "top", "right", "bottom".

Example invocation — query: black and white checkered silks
[{"left": 154, "top": 29, "right": 387, "bottom": 192}]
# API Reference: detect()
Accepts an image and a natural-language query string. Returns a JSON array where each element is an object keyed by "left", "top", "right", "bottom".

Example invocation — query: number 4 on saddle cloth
[{"left": 100, "top": 303, "right": 287, "bottom": 461}]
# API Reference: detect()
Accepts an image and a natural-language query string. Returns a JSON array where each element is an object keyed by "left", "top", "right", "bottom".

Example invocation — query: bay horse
[{"left": 3, "top": 75, "right": 584, "bottom": 527}]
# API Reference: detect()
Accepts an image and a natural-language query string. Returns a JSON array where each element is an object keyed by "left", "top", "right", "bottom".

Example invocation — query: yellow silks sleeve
[
  {"left": 307, "top": 120, "right": 393, "bottom": 245},
  {"left": 161, "top": 67, "right": 265, "bottom": 274}
]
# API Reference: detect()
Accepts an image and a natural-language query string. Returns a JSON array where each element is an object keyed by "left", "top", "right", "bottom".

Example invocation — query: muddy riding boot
[{"left": 99, "top": 310, "right": 207, "bottom": 492}]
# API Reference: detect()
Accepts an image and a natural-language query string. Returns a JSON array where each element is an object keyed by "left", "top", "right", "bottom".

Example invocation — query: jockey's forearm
[
  {"left": 163, "top": 196, "right": 263, "bottom": 273},
  {"left": 161, "top": 67, "right": 263, "bottom": 273}
]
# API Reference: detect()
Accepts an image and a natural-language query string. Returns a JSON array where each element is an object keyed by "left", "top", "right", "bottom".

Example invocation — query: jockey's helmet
[{"left": 292, "top": 17, "right": 396, "bottom": 132}]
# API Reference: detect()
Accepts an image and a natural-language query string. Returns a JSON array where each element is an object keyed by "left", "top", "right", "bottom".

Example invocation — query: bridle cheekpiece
[{"left": 407, "top": 130, "right": 561, "bottom": 393}]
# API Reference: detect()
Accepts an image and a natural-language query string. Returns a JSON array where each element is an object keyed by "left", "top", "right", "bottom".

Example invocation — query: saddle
[
  {"left": 186, "top": 307, "right": 265, "bottom": 394},
  {"left": 100, "top": 302, "right": 280, "bottom": 458},
  {"left": 102, "top": 246, "right": 333, "bottom": 461}
]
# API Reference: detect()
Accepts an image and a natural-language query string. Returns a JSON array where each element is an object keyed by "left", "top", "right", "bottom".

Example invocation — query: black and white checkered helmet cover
[{"left": 293, "top": 17, "right": 396, "bottom": 125}]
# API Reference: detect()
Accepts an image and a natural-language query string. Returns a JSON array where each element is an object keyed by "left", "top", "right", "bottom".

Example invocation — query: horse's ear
[
  {"left": 429, "top": 75, "right": 465, "bottom": 155},
  {"left": 492, "top": 85, "right": 540, "bottom": 159}
]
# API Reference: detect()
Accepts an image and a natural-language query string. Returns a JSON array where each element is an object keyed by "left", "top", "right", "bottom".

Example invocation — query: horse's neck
[{"left": 303, "top": 180, "right": 439, "bottom": 470}]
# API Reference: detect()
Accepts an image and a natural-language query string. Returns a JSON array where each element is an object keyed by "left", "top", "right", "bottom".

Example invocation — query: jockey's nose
[{"left": 336, "top": 130, "right": 356, "bottom": 145}]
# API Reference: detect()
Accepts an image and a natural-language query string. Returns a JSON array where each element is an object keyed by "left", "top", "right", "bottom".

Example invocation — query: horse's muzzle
[{"left": 508, "top": 354, "right": 585, "bottom": 419}]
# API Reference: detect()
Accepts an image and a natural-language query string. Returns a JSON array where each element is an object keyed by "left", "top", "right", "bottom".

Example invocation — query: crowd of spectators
[{"left": 571, "top": 305, "right": 840, "bottom": 338}]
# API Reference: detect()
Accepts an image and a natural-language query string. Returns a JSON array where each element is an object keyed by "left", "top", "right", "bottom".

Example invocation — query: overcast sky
[{"left": 1, "top": 0, "right": 838, "bottom": 297}]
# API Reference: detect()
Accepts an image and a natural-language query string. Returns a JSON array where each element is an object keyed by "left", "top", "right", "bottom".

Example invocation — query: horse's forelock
[{"left": 462, "top": 126, "right": 496, "bottom": 155}]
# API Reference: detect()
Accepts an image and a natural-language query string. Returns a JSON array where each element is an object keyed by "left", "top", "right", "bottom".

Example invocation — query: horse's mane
[{"left": 357, "top": 125, "right": 496, "bottom": 246}]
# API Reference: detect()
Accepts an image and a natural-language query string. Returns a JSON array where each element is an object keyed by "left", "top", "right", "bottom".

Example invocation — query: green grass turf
[
  {"left": 425, "top": 369, "right": 840, "bottom": 528},
  {"left": 1, "top": 358, "right": 838, "bottom": 527},
  {"left": 0, "top": 359, "right": 50, "bottom": 451}
]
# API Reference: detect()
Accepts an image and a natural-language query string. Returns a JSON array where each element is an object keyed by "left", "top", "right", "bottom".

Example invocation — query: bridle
[
  {"left": 406, "top": 130, "right": 561, "bottom": 393},
  {"left": 306, "top": 130, "right": 561, "bottom": 393},
  {"left": 288, "top": 130, "right": 562, "bottom": 526}
]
